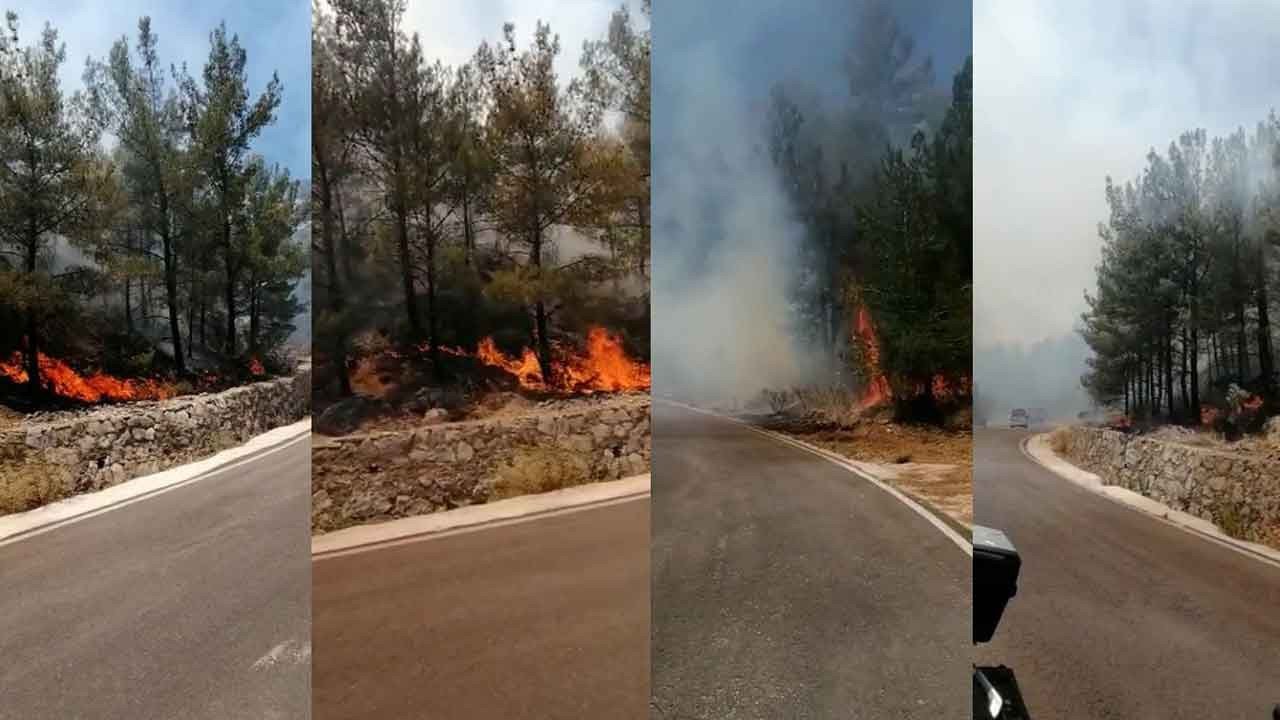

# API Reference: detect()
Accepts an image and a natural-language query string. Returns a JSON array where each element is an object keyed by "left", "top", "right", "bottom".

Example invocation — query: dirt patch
[
  {"left": 881, "top": 464, "right": 973, "bottom": 529},
  {"left": 761, "top": 412, "right": 973, "bottom": 529}
]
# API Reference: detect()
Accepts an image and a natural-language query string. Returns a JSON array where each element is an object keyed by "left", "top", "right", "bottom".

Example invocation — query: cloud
[{"left": 975, "top": 0, "right": 1280, "bottom": 347}]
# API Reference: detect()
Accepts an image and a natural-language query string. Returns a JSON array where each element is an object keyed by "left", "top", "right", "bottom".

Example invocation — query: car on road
[{"left": 1009, "top": 408, "right": 1029, "bottom": 428}]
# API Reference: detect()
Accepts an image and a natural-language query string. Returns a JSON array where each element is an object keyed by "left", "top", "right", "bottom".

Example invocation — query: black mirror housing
[{"left": 973, "top": 525, "right": 1020, "bottom": 644}]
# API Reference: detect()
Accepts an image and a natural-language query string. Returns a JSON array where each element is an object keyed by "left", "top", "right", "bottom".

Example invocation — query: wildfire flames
[
  {"left": 450, "top": 326, "right": 650, "bottom": 393},
  {"left": 854, "top": 306, "right": 891, "bottom": 408},
  {"left": 249, "top": 357, "right": 265, "bottom": 376},
  {"left": 0, "top": 351, "right": 176, "bottom": 403},
  {"left": 853, "top": 306, "right": 966, "bottom": 408}
]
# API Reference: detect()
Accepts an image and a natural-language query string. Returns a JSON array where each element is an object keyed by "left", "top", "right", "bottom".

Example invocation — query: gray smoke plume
[{"left": 652, "top": 0, "right": 969, "bottom": 406}]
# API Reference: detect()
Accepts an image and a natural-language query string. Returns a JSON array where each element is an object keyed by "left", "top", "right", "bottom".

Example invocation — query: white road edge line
[
  {"left": 1020, "top": 433, "right": 1280, "bottom": 572},
  {"left": 660, "top": 399, "right": 973, "bottom": 557},
  {"left": 313, "top": 473, "right": 651, "bottom": 560},
  {"left": 251, "top": 639, "right": 312, "bottom": 671},
  {"left": 0, "top": 418, "right": 311, "bottom": 548}
]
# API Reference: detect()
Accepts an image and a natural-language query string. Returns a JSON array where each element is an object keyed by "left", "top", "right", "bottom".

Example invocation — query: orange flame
[
  {"left": 855, "top": 306, "right": 890, "bottom": 408},
  {"left": 453, "top": 326, "right": 650, "bottom": 393},
  {"left": 0, "top": 351, "right": 176, "bottom": 403},
  {"left": 248, "top": 357, "right": 265, "bottom": 376}
]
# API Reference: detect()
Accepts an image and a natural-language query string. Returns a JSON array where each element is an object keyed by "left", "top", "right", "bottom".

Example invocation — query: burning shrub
[{"left": 1207, "top": 384, "right": 1266, "bottom": 441}]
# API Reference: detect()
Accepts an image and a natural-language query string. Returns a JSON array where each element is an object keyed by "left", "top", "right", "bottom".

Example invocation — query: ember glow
[
  {"left": 455, "top": 326, "right": 650, "bottom": 393},
  {"left": 248, "top": 357, "right": 265, "bottom": 376},
  {"left": 0, "top": 352, "right": 176, "bottom": 403}
]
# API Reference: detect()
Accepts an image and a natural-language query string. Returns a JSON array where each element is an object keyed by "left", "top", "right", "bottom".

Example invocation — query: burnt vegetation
[
  {"left": 0, "top": 13, "right": 306, "bottom": 410},
  {"left": 311, "top": 0, "right": 650, "bottom": 419}
]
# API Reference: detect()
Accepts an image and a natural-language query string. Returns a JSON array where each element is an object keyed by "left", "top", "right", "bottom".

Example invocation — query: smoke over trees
[
  {"left": 0, "top": 13, "right": 305, "bottom": 401},
  {"left": 311, "top": 0, "right": 649, "bottom": 401},
  {"left": 1081, "top": 114, "right": 1280, "bottom": 431},
  {"left": 764, "top": 0, "right": 971, "bottom": 422}
]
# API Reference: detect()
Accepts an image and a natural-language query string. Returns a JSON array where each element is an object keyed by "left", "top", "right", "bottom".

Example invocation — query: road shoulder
[
  {"left": 313, "top": 473, "right": 651, "bottom": 558},
  {"left": 0, "top": 418, "right": 311, "bottom": 547},
  {"left": 1023, "top": 431, "right": 1280, "bottom": 569}
]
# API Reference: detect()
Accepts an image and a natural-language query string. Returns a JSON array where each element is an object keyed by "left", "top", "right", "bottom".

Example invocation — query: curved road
[
  {"left": 975, "top": 428, "right": 1280, "bottom": 719},
  {"left": 0, "top": 434, "right": 311, "bottom": 720},
  {"left": 651, "top": 402, "right": 970, "bottom": 719}
]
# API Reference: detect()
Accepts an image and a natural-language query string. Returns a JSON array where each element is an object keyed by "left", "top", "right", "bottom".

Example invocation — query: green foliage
[
  {"left": 1080, "top": 113, "right": 1280, "bottom": 425},
  {"left": 0, "top": 11, "right": 304, "bottom": 400},
  {"left": 311, "top": 1, "right": 650, "bottom": 399}
]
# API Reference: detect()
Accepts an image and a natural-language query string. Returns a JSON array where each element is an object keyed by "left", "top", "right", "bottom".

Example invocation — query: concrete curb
[
  {"left": 659, "top": 399, "right": 973, "bottom": 557},
  {"left": 312, "top": 473, "right": 651, "bottom": 560},
  {"left": 0, "top": 418, "right": 312, "bottom": 547},
  {"left": 1023, "top": 432, "right": 1280, "bottom": 570}
]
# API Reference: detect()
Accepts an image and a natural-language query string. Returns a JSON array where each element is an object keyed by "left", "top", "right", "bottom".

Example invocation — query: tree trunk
[
  {"left": 1164, "top": 329, "right": 1175, "bottom": 421},
  {"left": 124, "top": 278, "right": 134, "bottom": 335},
  {"left": 318, "top": 156, "right": 351, "bottom": 397},
  {"left": 1123, "top": 366, "right": 1130, "bottom": 416},
  {"left": 425, "top": 222, "right": 441, "bottom": 379},
  {"left": 248, "top": 277, "right": 260, "bottom": 356},
  {"left": 187, "top": 265, "right": 197, "bottom": 360},
  {"left": 1255, "top": 275, "right": 1274, "bottom": 398},
  {"left": 223, "top": 217, "right": 237, "bottom": 357},
  {"left": 530, "top": 227, "right": 553, "bottom": 384},
  {"left": 159, "top": 190, "right": 186, "bottom": 375},
  {"left": 23, "top": 230, "right": 40, "bottom": 397},
  {"left": 1237, "top": 302, "right": 1249, "bottom": 381},
  {"left": 462, "top": 181, "right": 474, "bottom": 268},
  {"left": 395, "top": 193, "right": 420, "bottom": 339},
  {"left": 1190, "top": 328, "right": 1201, "bottom": 421},
  {"left": 1180, "top": 326, "right": 1189, "bottom": 417}
]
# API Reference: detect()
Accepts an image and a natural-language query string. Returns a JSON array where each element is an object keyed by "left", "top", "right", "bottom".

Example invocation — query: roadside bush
[
  {"left": 1048, "top": 427, "right": 1073, "bottom": 455},
  {"left": 491, "top": 446, "right": 591, "bottom": 499},
  {"left": 0, "top": 462, "right": 70, "bottom": 515}
]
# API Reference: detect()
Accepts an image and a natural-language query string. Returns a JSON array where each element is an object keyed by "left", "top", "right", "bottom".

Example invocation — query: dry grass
[
  {"left": 770, "top": 417, "right": 973, "bottom": 529},
  {"left": 0, "top": 462, "right": 70, "bottom": 515},
  {"left": 491, "top": 446, "right": 591, "bottom": 500},
  {"left": 1048, "top": 426, "right": 1073, "bottom": 455}
]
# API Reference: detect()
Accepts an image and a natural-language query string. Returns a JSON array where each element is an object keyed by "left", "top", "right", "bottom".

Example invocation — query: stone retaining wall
[
  {"left": 312, "top": 396, "right": 650, "bottom": 533},
  {"left": 0, "top": 366, "right": 310, "bottom": 512},
  {"left": 1061, "top": 426, "right": 1280, "bottom": 542}
]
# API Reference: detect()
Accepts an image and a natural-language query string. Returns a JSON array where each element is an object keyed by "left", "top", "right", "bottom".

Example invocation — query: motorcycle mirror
[{"left": 974, "top": 525, "right": 1020, "bottom": 644}]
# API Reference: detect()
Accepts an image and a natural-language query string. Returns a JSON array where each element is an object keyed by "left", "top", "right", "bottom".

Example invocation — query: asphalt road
[
  {"left": 0, "top": 434, "right": 312, "bottom": 720},
  {"left": 975, "top": 427, "right": 1280, "bottom": 719},
  {"left": 651, "top": 402, "right": 970, "bottom": 719},
  {"left": 312, "top": 496, "right": 650, "bottom": 720}
]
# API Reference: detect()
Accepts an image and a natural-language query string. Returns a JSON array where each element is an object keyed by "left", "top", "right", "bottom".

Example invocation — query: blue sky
[{"left": 10, "top": 0, "right": 310, "bottom": 179}]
